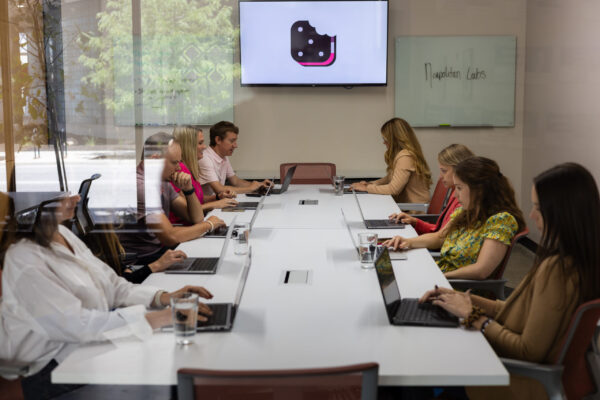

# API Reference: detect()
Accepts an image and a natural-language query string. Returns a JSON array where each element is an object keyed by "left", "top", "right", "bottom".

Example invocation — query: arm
[
  {"left": 384, "top": 230, "right": 445, "bottom": 250},
  {"left": 170, "top": 172, "right": 204, "bottom": 224},
  {"left": 443, "top": 239, "right": 509, "bottom": 280},
  {"left": 147, "top": 213, "right": 217, "bottom": 247},
  {"left": 228, "top": 175, "right": 270, "bottom": 194},
  {"left": 367, "top": 154, "right": 413, "bottom": 196},
  {"left": 413, "top": 218, "right": 437, "bottom": 234}
]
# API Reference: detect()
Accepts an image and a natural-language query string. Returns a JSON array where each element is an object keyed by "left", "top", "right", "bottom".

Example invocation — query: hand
[
  {"left": 149, "top": 249, "right": 187, "bottom": 272},
  {"left": 218, "top": 190, "right": 236, "bottom": 199},
  {"left": 261, "top": 179, "right": 273, "bottom": 188},
  {"left": 382, "top": 236, "right": 411, "bottom": 250},
  {"left": 388, "top": 212, "right": 417, "bottom": 225},
  {"left": 430, "top": 290, "right": 473, "bottom": 319},
  {"left": 160, "top": 286, "right": 214, "bottom": 320},
  {"left": 249, "top": 181, "right": 262, "bottom": 191},
  {"left": 214, "top": 198, "right": 239, "bottom": 209},
  {"left": 418, "top": 285, "right": 456, "bottom": 303},
  {"left": 206, "top": 215, "right": 225, "bottom": 229},
  {"left": 171, "top": 171, "right": 193, "bottom": 191},
  {"left": 350, "top": 182, "right": 369, "bottom": 191}
]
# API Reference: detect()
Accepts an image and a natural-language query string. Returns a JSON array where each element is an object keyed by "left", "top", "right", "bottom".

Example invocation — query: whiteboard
[{"left": 395, "top": 36, "right": 516, "bottom": 127}]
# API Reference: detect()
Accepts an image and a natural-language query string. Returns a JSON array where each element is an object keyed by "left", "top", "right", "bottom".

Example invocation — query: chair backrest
[
  {"left": 280, "top": 163, "right": 336, "bottom": 184},
  {"left": 72, "top": 173, "right": 101, "bottom": 237},
  {"left": 490, "top": 227, "right": 529, "bottom": 280},
  {"left": 178, "top": 362, "right": 379, "bottom": 400},
  {"left": 427, "top": 178, "right": 451, "bottom": 214},
  {"left": 554, "top": 299, "right": 600, "bottom": 400}
]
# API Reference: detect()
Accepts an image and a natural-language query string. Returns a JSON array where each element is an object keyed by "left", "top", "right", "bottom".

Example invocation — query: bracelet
[
  {"left": 481, "top": 318, "right": 493, "bottom": 334},
  {"left": 182, "top": 188, "right": 195, "bottom": 196},
  {"left": 461, "top": 305, "right": 484, "bottom": 328},
  {"left": 154, "top": 290, "right": 168, "bottom": 308},
  {"left": 205, "top": 220, "right": 215, "bottom": 232}
]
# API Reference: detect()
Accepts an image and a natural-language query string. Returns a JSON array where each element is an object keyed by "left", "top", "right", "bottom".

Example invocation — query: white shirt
[
  {"left": 0, "top": 225, "right": 160, "bottom": 377},
  {"left": 197, "top": 146, "right": 235, "bottom": 196}
]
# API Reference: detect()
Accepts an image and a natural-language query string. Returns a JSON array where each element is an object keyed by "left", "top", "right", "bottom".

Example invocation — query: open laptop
[
  {"left": 340, "top": 209, "right": 407, "bottom": 260},
  {"left": 343, "top": 186, "right": 367, "bottom": 194},
  {"left": 374, "top": 247, "right": 458, "bottom": 327},
  {"left": 269, "top": 164, "right": 297, "bottom": 195},
  {"left": 196, "top": 246, "right": 253, "bottom": 332},
  {"left": 225, "top": 184, "right": 272, "bottom": 210},
  {"left": 352, "top": 189, "right": 405, "bottom": 229},
  {"left": 206, "top": 196, "right": 265, "bottom": 237},
  {"left": 165, "top": 222, "right": 235, "bottom": 274}
]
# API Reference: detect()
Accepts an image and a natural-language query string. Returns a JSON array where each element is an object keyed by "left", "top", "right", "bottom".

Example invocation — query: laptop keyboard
[
  {"left": 197, "top": 303, "right": 230, "bottom": 327},
  {"left": 188, "top": 258, "right": 218, "bottom": 271},
  {"left": 397, "top": 299, "right": 451, "bottom": 323},
  {"left": 368, "top": 219, "right": 405, "bottom": 227}
]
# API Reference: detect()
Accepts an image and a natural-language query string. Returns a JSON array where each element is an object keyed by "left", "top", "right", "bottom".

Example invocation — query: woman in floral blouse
[{"left": 384, "top": 157, "right": 525, "bottom": 280}]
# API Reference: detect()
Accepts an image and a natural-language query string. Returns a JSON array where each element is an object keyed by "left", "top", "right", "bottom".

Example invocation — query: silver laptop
[
  {"left": 226, "top": 184, "right": 272, "bottom": 210},
  {"left": 165, "top": 221, "right": 235, "bottom": 274},
  {"left": 341, "top": 209, "right": 407, "bottom": 260},
  {"left": 352, "top": 189, "right": 405, "bottom": 229},
  {"left": 270, "top": 164, "right": 297, "bottom": 195},
  {"left": 196, "top": 247, "right": 253, "bottom": 332}
]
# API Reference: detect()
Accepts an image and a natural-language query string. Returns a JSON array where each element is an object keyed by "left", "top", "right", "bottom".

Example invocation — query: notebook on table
[
  {"left": 374, "top": 247, "right": 458, "bottom": 327},
  {"left": 353, "top": 189, "right": 405, "bottom": 229}
]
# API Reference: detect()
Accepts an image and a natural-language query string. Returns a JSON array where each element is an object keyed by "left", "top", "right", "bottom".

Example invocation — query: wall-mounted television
[{"left": 239, "top": 0, "right": 388, "bottom": 86}]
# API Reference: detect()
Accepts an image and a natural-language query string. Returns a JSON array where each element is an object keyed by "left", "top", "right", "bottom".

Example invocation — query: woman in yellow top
[
  {"left": 384, "top": 157, "right": 526, "bottom": 280},
  {"left": 419, "top": 163, "right": 600, "bottom": 400},
  {"left": 350, "top": 118, "right": 431, "bottom": 204}
]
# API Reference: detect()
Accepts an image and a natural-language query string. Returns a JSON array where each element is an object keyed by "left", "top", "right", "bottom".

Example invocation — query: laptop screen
[
  {"left": 352, "top": 190, "right": 367, "bottom": 223},
  {"left": 374, "top": 247, "right": 402, "bottom": 320},
  {"left": 280, "top": 164, "right": 297, "bottom": 190},
  {"left": 233, "top": 247, "right": 252, "bottom": 308}
]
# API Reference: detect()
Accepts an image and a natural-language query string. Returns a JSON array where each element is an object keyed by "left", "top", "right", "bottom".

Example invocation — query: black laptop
[
  {"left": 165, "top": 223, "right": 234, "bottom": 274},
  {"left": 374, "top": 247, "right": 458, "bottom": 327},
  {"left": 269, "top": 164, "right": 296, "bottom": 195},
  {"left": 196, "top": 247, "right": 253, "bottom": 332},
  {"left": 352, "top": 189, "right": 405, "bottom": 229}
]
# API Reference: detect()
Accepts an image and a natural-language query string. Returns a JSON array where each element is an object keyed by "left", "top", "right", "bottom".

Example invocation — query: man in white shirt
[{"left": 198, "top": 121, "right": 271, "bottom": 196}]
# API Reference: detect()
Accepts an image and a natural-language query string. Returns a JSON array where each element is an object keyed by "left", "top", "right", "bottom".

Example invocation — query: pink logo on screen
[{"left": 290, "top": 21, "right": 336, "bottom": 67}]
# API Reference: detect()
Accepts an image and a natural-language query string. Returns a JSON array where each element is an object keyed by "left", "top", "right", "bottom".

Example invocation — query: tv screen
[{"left": 239, "top": 0, "right": 388, "bottom": 86}]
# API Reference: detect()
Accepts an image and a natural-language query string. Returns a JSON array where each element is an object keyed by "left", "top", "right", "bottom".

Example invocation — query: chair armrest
[
  {"left": 448, "top": 279, "right": 507, "bottom": 300},
  {"left": 428, "top": 250, "right": 441, "bottom": 259},
  {"left": 397, "top": 203, "right": 429, "bottom": 213},
  {"left": 500, "top": 358, "right": 565, "bottom": 400}
]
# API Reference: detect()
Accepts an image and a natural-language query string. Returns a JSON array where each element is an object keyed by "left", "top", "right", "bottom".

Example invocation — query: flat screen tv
[{"left": 239, "top": 0, "right": 388, "bottom": 86}]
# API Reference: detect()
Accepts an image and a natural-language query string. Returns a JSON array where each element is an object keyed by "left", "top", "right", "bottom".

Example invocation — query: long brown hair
[
  {"left": 437, "top": 144, "right": 474, "bottom": 167},
  {"left": 449, "top": 157, "right": 525, "bottom": 233},
  {"left": 380, "top": 118, "right": 432, "bottom": 186},
  {"left": 527, "top": 163, "right": 600, "bottom": 304}
]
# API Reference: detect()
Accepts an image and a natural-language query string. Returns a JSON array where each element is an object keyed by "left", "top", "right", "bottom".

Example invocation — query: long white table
[{"left": 52, "top": 185, "right": 508, "bottom": 387}]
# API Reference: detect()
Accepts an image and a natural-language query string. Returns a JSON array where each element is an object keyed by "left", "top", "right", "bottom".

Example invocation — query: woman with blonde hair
[
  {"left": 350, "top": 118, "right": 431, "bottom": 204},
  {"left": 170, "top": 126, "right": 237, "bottom": 224},
  {"left": 388, "top": 143, "right": 474, "bottom": 234}
]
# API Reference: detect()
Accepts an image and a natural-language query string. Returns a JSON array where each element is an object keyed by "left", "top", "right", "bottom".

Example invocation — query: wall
[
  {"left": 232, "top": 0, "right": 527, "bottom": 206},
  {"left": 522, "top": 0, "right": 600, "bottom": 241}
]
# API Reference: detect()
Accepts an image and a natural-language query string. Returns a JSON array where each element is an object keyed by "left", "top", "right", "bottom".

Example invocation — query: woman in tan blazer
[
  {"left": 420, "top": 162, "right": 600, "bottom": 400},
  {"left": 350, "top": 118, "right": 432, "bottom": 204}
]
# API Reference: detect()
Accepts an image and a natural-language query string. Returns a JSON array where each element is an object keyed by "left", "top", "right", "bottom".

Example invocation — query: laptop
[
  {"left": 353, "top": 189, "right": 405, "bottom": 229},
  {"left": 269, "top": 164, "right": 297, "bottom": 195},
  {"left": 340, "top": 209, "right": 407, "bottom": 260},
  {"left": 343, "top": 186, "right": 367, "bottom": 194},
  {"left": 225, "top": 184, "right": 272, "bottom": 210},
  {"left": 165, "top": 222, "right": 235, "bottom": 274},
  {"left": 374, "top": 247, "right": 458, "bottom": 327},
  {"left": 196, "top": 247, "right": 253, "bottom": 332},
  {"left": 206, "top": 196, "right": 265, "bottom": 237}
]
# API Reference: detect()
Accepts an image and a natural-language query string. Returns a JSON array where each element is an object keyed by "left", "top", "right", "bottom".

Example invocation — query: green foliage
[{"left": 77, "top": 0, "right": 238, "bottom": 125}]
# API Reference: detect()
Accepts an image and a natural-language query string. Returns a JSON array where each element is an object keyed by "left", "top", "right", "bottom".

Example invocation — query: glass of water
[
  {"left": 333, "top": 175, "right": 345, "bottom": 196},
  {"left": 233, "top": 222, "right": 250, "bottom": 255},
  {"left": 170, "top": 292, "right": 198, "bottom": 345},
  {"left": 358, "top": 232, "right": 378, "bottom": 269}
]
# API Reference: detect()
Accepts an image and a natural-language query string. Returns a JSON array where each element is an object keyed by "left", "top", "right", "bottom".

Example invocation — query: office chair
[
  {"left": 71, "top": 173, "right": 101, "bottom": 237},
  {"left": 449, "top": 227, "right": 529, "bottom": 300},
  {"left": 501, "top": 299, "right": 600, "bottom": 400},
  {"left": 280, "top": 162, "right": 336, "bottom": 184},
  {"left": 397, "top": 177, "right": 452, "bottom": 217},
  {"left": 177, "top": 362, "right": 379, "bottom": 400}
]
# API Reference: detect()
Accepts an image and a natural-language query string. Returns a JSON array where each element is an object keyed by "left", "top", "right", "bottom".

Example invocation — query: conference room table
[{"left": 51, "top": 185, "right": 508, "bottom": 387}]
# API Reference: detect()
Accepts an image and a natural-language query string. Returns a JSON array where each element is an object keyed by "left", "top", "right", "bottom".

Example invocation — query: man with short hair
[
  {"left": 119, "top": 132, "right": 225, "bottom": 265},
  {"left": 198, "top": 121, "right": 271, "bottom": 196}
]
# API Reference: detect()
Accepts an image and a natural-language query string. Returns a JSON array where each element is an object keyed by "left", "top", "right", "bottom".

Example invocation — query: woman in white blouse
[{"left": 0, "top": 194, "right": 213, "bottom": 399}]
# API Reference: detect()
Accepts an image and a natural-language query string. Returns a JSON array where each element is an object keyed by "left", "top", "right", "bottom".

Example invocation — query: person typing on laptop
[
  {"left": 197, "top": 121, "right": 272, "bottom": 196},
  {"left": 383, "top": 157, "right": 525, "bottom": 280}
]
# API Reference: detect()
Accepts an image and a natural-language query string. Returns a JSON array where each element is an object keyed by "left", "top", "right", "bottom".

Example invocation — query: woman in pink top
[
  {"left": 169, "top": 126, "right": 237, "bottom": 225},
  {"left": 389, "top": 144, "right": 474, "bottom": 234}
]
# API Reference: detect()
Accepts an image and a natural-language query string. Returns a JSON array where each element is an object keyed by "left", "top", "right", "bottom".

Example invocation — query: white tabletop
[{"left": 52, "top": 185, "right": 508, "bottom": 387}]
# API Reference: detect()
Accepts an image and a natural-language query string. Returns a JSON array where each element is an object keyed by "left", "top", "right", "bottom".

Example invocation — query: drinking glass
[
  {"left": 233, "top": 222, "right": 250, "bottom": 255},
  {"left": 358, "top": 232, "right": 378, "bottom": 269},
  {"left": 170, "top": 292, "right": 198, "bottom": 345},
  {"left": 333, "top": 175, "right": 345, "bottom": 196}
]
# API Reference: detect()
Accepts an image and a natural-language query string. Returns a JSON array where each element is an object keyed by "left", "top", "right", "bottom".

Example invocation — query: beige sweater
[
  {"left": 368, "top": 150, "right": 430, "bottom": 204},
  {"left": 468, "top": 256, "right": 580, "bottom": 400}
]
